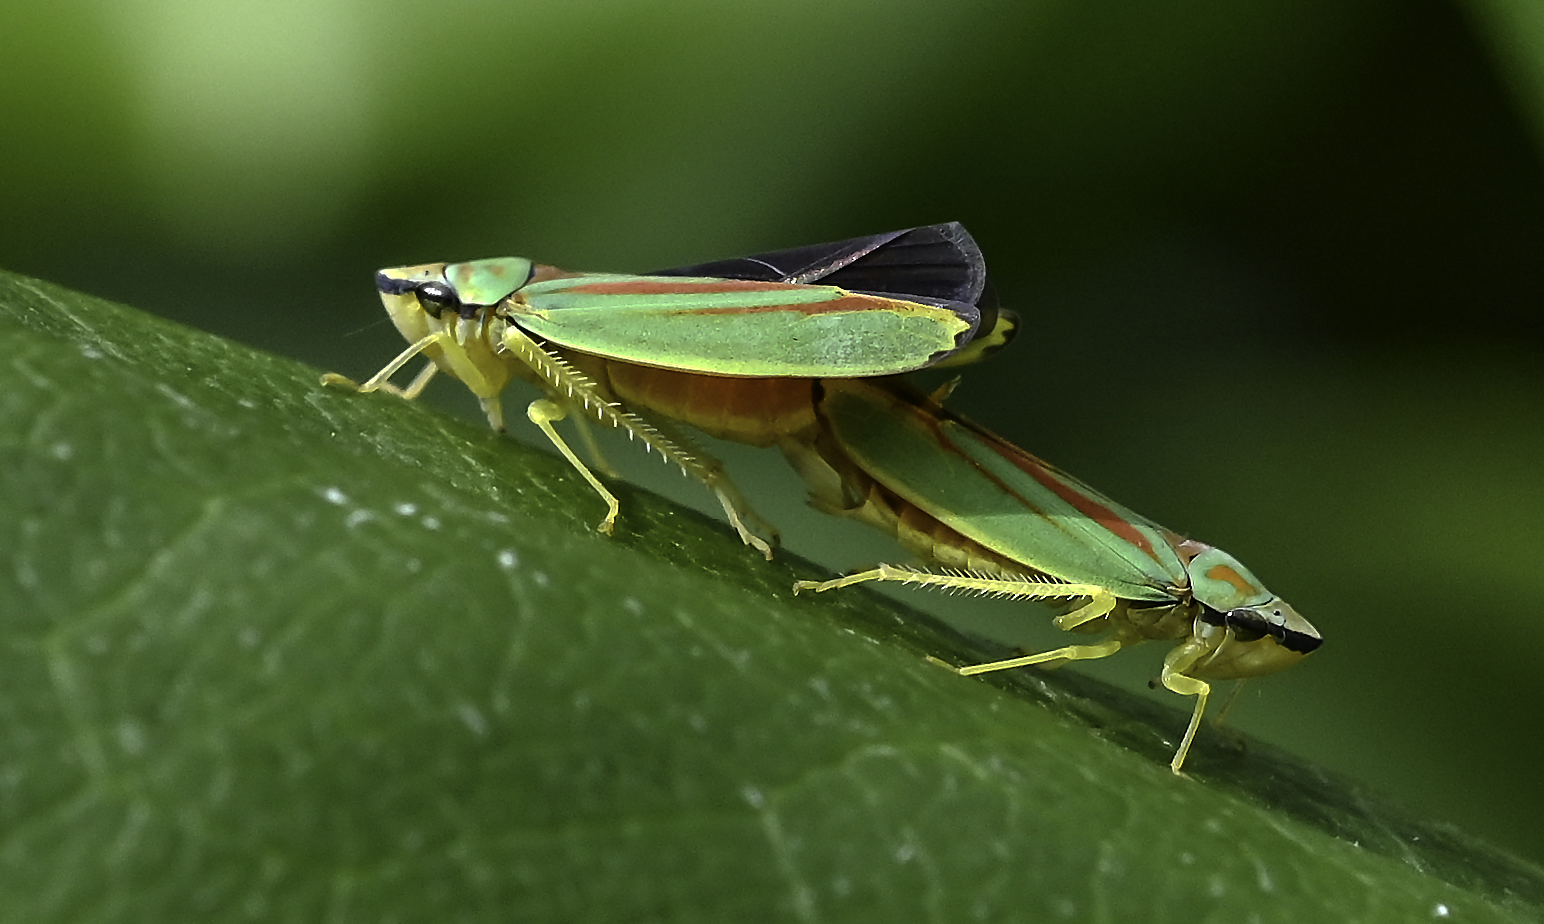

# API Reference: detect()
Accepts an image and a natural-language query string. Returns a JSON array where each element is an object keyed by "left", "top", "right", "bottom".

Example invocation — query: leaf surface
[{"left": 1, "top": 271, "right": 1540, "bottom": 923}]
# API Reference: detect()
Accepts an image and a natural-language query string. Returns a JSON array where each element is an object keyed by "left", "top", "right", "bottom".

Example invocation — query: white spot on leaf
[
  {"left": 116, "top": 719, "right": 147, "bottom": 756},
  {"left": 455, "top": 702, "right": 489, "bottom": 737}
]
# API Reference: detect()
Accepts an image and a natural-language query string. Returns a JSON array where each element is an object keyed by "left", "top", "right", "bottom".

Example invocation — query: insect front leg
[
  {"left": 321, "top": 333, "right": 440, "bottom": 398},
  {"left": 323, "top": 328, "right": 512, "bottom": 432},
  {"left": 1155, "top": 621, "right": 1227, "bottom": 774}
]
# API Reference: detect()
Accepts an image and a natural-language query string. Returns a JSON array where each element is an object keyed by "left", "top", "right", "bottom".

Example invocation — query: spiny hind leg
[
  {"left": 693, "top": 457, "right": 778, "bottom": 560},
  {"left": 527, "top": 397, "right": 620, "bottom": 535},
  {"left": 532, "top": 392, "right": 774, "bottom": 554},
  {"left": 792, "top": 566, "right": 1122, "bottom": 671},
  {"left": 503, "top": 325, "right": 774, "bottom": 555},
  {"left": 796, "top": 565, "right": 1111, "bottom": 602},
  {"left": 632, "top": 414, "right": 776, "bottom": 558},
  {"left": 794, "top": 566, "right": 1112, "bottom": 612}
]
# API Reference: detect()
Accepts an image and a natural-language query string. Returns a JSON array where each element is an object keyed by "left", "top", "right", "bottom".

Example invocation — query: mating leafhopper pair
[{"left": 324, "top": 223, "right": 1320, "bottom": 773}]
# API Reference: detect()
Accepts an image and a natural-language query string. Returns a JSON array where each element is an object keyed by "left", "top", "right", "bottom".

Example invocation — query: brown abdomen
[{"left": 602, "top": 363, "right": 818, "bottom": 447}]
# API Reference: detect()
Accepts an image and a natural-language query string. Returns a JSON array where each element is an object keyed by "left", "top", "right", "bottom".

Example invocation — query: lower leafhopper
[{"left": 791, "top": 378, "right": 1321, "bottom": 773}]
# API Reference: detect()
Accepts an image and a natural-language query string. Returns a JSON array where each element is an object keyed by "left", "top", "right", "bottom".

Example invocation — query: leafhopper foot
[
  {"left": 792, "top": 563, "right": 916, "bottom": 594},
  {"left": 321, "top": 364, "right": 437, "bottom": 402},
  {"left": 704, "top": 476, "right": 777, "bottom": 560},
  {"left": 320, "top": 372, "right": 362, "bottom": 390},
  {"left": 325, "top": 334, "right": 442, "bottom": 400}
]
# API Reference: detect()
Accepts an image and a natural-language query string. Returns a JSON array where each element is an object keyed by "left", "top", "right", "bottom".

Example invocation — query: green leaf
[{"left": 2, "top": 269, "right": 1541, "bottom": 923}]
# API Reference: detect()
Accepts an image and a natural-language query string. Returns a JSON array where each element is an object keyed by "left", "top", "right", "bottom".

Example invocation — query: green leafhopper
[
  {"left": 324, "top": 224, "right": 1013, "bottom": 556},
  {"left": 792, "top": 378, "right": 1321, "bottom": 773}
]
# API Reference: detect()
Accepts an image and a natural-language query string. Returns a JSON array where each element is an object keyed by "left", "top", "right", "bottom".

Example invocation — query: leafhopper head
[
  {"left": 1182, "top": 546, "right": 1321, "bottom": 680},
  {"left": 1188, "top": 597, "right": 1321, "bottom": 681},
  {"left": 373, "top": 259, "right": 539, "bottom": 401}
]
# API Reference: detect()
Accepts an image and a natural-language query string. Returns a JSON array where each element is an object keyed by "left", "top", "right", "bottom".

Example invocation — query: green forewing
[
  {"left": 510, "top": 276, "right": 973, "bottom": 377},
  {"left": 819, "top": 381, "right": 1187, "bottom": 601}
]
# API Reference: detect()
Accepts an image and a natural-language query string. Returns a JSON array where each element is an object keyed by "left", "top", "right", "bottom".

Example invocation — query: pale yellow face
[
  {"left": 377, "top": 263, "right": 449, "bottom": 345},
  {"left": 1186, "top": 598, "right": 1321, "bottom": 680},
  {"left": 375, "top": 263, "right": 521, "bottom": 401}
]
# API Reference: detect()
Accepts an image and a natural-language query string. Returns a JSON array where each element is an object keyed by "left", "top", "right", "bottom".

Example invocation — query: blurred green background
[{"left": 4, "top": 0, "right": 1542, "bottom": 867}]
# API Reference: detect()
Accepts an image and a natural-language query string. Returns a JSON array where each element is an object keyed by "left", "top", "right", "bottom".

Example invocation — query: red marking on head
[
  {"left": 1206, "top": 563, "right": 1259, "bottom": 597},
  {"left": 529, "top": 264, "right": 579, "bottom": 284}
]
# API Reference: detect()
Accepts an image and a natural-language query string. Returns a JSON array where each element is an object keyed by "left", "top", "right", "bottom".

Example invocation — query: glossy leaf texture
[{"left": 2, "top": 270, "right": 1542, "bottom": 923}]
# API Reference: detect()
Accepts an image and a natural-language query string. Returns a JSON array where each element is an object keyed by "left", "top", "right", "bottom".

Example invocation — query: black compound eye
[
  {"left": 414, "top": 282, "right": 459, "bottom": 319},
  {"left": 1224, "top": 608, "right": 1276, "bottom": 643}
]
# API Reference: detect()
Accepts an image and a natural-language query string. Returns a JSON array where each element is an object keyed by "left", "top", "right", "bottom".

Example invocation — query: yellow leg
[
  {"left": 477, "top": 395, "right": 507, "bottom": 433},
  {"left": 1159, "top": 671, "right": 1211, "bottom": 775},
  {"left": 369, "top": 358, "right": 439, "bottom": 400},
  {"left": 321, "top": 333, "right": 441, "bottom": 396},
  {"left": 1157, "top": 624, "right": 1225, "bottom": 774},
  {"left": 527, "top": 397, "right": 621, "bottom": 536},
  {"left": 793, "top": 565, "right": 1123, "bottom": 668},
  {"left": 794, "top": 564, "right": 1111, "bottom": 611},
  {"left": 1052, "top": 594, "right": 1118, "bottom": 631},
  {"left": 569, "top": 415, "right": 620, "bottom": 479},
  {"left": 324, "top": 329, "right": 512, "bottom": 431},
  {"left": 500, "top": 324, "right": 776, "bottom": 557},
  {"left": 949, "top": 636, "right": 1125, "bottom": 675},
  {"left": 703, "top": 473, "right": 777, "bottom": 559},
  {"left": 646, "top": 416, "right": 778, "bottom": 558}
]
